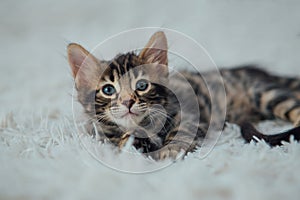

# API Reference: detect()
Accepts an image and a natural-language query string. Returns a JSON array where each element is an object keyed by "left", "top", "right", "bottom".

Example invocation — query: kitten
[{"left": 67, "top": 31, "right": 300, "bottom": 160}]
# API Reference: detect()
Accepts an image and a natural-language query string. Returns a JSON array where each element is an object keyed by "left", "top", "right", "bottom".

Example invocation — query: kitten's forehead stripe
[
  {"left": 109, "top": 72, "right": 115, "bottom": 82},
  {"left": 111, "top": 60, "right": 122, "bottom": 76},
  {"left": 115, "top": 55, "right": 126, "bottom": 75},
  {"left": 110, "top": 53, "right": 144, "bottom": 76},
  {"left": 105, "top": 53, "right": 149, "bottom": 96},
  {"left": 124, "top": 55, "right": 129, "bottom": 72},
  {"left": 113, "top": 70, "right": 119, "bottom": 82},
  {"left": 103, "top": 75, "right": 111, "bottom": 83}
]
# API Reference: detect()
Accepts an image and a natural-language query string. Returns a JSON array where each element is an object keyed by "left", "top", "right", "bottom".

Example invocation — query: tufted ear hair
[
  {"left": 67, "top": 43, "right": 101, "bottom": 90},
  {"left": 139, "top": 31, "right": 168, "bottom": 66}
]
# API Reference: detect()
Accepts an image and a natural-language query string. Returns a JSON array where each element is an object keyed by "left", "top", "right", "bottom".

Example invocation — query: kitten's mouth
[
  {"left": 121, "top": 111, "right": 139, "bottom": 118},
  {"left": 110, "top": 109, "right": 146, "bottom": 128}
]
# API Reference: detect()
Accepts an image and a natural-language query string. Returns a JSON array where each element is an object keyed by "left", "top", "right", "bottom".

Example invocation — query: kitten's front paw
[
  {"left": 118, "top": 132, "right": 132, "bottom": 149},
  {"left": 118, "top": 128, "right": 150, "bottom": 150},
  {"left": 149, "top": 143, "right": 187, "bottom": 161}
]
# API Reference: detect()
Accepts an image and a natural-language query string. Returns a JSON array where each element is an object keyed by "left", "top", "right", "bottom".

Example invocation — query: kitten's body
[{"left": 68, "top": 32, "right": 300, "bottom": 160}]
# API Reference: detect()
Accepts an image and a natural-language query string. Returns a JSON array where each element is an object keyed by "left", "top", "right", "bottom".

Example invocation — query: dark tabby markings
[{"left": 68, "top": 32, "right": 300, "bottom": 160}]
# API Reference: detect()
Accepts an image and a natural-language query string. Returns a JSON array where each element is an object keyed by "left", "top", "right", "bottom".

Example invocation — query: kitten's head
[{"left": 67, "top": 32, "right": 170, "bottom": 130}]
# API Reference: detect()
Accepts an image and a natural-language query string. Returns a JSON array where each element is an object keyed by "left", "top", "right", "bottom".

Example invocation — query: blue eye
[
  {"left": 102, "top": 84, "right": 116, "bottom": 96},
  {"left": 136, "top": 79, "right": 149, "bottom": 91}
]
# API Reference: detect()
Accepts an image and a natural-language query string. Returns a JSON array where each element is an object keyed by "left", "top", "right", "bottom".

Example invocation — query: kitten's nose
[{"left": 122, "top": 99, "right": 135, "bottom": 109}]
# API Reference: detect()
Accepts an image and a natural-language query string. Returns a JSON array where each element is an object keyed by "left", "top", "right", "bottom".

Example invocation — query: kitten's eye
[
  {"left": 102, "top": 84, "right": 116, "bottom": 96},
  {"left": 136, "top": 79, "right": 149, "bottom": 91}
]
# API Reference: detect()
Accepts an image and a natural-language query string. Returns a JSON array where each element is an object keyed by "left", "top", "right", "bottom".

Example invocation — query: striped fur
[{"left": 67, "top": 32, "right": 300, "bottom": 160}]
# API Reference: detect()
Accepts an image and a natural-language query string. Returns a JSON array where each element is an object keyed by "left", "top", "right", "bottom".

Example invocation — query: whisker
[{"left": 148, "top": 109, "right": 175, "bottom": 127}]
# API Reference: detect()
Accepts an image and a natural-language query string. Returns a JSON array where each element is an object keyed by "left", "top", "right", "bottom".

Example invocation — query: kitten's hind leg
[
  {"left": 265, "top": 76, "right": 300, "bottom": 126},
  {"left": 273, "top": 101, "right": 300, "bottom": 127},
  {"left": 278, "top": 76, "right": 300, "bottom": 91},
  {"left": 240, "top": 122, "right": 300, "bottom": 146},
  {"left": 257, "top": 88, "right": 300, "bottom": 126}
]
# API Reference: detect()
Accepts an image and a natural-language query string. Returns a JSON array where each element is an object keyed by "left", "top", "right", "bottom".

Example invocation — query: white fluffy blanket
[{"left": 1, "top": 1, "right": 300, "bottom": 199}]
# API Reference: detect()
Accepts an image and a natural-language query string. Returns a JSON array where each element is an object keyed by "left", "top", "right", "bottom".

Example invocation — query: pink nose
[{"left": 122, "top": 99, "right": 135, "bottom": 109}]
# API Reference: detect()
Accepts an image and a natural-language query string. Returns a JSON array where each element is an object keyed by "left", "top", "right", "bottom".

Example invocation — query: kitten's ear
[
  {"left": 67, "top": 43, "right": 99, "bottom": 89},
  {"left": 139, "top": 31, "right": 168, "bottom": 66}
]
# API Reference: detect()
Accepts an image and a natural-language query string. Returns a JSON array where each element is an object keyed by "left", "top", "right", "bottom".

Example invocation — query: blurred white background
[{"left": 1, "top": 0, "right": 299, "bottom": 115}]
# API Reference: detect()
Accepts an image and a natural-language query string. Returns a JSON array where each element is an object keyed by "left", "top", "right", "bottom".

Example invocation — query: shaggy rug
[{"left": 1, "top": 0, "right": 300, "bottom": 200}]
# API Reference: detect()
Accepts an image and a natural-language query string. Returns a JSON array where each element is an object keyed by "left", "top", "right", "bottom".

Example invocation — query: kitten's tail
[{"left": 240, "top": 122, "right": 300, "bottom": 146}]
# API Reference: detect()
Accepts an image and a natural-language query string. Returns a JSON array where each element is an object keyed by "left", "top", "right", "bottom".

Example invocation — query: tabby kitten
[{"left": 67, "top": 31, "right": 300, "bottom": 160}]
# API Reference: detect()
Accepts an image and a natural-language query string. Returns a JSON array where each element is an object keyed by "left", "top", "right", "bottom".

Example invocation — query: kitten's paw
[
  {"left": 118, "top": 132, "right": 132, "bottom": 149},
  {"left": 149, "top": 143, "right": 187, "bottom": 161},
  {"left": 294, "top": 116, "right": 300, "bottom": 127},
  {"left": 118, "top": 128, "right": 150, "bottom": 149},
  {"left": 288, "top": 108, "right": 300, "bottom": 127},
  {"left": 118, "top": 129, "right": 143, "bottom": 147}
]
